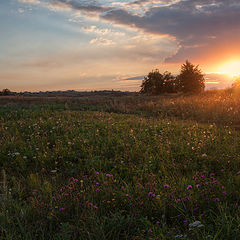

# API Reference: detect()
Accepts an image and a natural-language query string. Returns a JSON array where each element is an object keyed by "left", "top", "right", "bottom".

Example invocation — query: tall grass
[{"left": 0, "top": 92, "right": 239, "bottom": 239}]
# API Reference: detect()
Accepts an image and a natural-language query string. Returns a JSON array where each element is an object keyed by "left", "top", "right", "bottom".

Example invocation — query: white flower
[{"left": 189, "top": 221, "right": 204, "bottom": 228}]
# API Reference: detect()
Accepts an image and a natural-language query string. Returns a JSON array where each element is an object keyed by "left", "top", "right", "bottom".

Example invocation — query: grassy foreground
[{"left": 0, "top": 92, "right": 240, "bottom": 239}]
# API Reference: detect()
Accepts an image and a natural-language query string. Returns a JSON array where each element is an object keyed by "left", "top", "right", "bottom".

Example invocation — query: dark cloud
[
  {"left": 123, "top": 76, "right": 145, "bottom": 80},
  {"left": 101, "top": 0, "right": 240, "bottom": 62},
  {"left": 50, "top": 0, "right": 111, "bottom": 13}
]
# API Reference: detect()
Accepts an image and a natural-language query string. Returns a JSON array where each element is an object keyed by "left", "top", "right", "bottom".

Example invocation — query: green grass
[{"left": 0, "top": 94, "right": 240, "bottom": 239}]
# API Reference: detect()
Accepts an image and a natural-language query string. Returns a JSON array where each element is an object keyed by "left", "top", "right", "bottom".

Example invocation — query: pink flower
[
  {"left": 164, "top": 184, "right": 170, "bottom": 188},
  {"left": 106, "top": 174, "right": 113, "bottom": 177},
  {"left": 187, "top": 185, "right": 192, "bottom": 190},
  {"left": 93, "top": 205, "right": 98, "bottom": 209}
]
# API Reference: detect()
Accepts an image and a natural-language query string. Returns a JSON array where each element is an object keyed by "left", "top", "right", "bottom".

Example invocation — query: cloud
[
  {"left": 100, "top": 0, "right": 240, "bottom": 63},
  {"left": 18, "top": 0, "right": 41, "bottom": 4},
  {"left": 90, "top": 37, "right": 115, "bottom": 46},
  {"left": 82, "top": 25, "right": 125, "bottom": 36}
]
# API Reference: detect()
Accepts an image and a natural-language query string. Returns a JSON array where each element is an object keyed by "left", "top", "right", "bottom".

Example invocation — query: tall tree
[{"left": 178, "top": 61, "right": 205, "bottom": 93}]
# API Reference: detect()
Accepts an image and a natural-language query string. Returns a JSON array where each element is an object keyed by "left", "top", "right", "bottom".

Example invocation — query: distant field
[{"left": 0, "top": 91, "right": 240, "bottom": 239}]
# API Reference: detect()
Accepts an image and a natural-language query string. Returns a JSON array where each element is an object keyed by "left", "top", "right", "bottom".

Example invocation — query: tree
[
  {"left": 1, "top": 89, "right": 11, "bottom": 96},
  {"left": 140, "top": 69, "right": 177, "bottom": 94},
  {"left": 178, "top": 60, "right": 205, "bottom": 93}
]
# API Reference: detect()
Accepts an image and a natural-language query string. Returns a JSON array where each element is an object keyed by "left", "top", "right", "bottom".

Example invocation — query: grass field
[{"left": 0, "top": 90, "right": 240, "bottom": 239}]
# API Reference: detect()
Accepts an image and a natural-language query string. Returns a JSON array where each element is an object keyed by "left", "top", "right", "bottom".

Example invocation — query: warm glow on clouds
[{"left": 1, "top": 0, "right": 240, "bottom": 91}]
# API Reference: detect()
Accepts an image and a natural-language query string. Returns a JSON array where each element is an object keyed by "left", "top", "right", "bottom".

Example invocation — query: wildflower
[
  {"left": 96, "top": 188, "right": 100, "bottom": 192},
  {"left": 156, "top": 221, "right": 160, "bottom": 225},
  {"left": 121, "top": 186, "right": 124, "bottom": 190},
  {"left": 215, "top": 198, "right": 220, "bottom": 202},
  {"left": 189, "top": 221, "right": 204, "bottom": 228},
  {"left": 237, "top": 171, "right": 240, "bottom": 175},
  {"left": 96, "top": 172, "right": 100, "bottom": 175},
  {"left": 196, "top": 184, "right": 201, "bottom": 188},
  {"left": 175, "top": 235, "right": 187, "bottom": 239},
  {"left": 106, "top": 174, "right": 113, "bottom": 177},
  {"left": 148, "top": 192, "right": 153, "bottom": 196},
  {"left": 187, "top": 185, "right": 192, "bottom": 190},
  {"left": 93, "top": 205, "right": 98, "bottom": 209},
  {"left": 164, "top": 184, "right": 170, "bottom": 188},
  {"left": 184, "top": 196, "right": 190, "bottom": 201},
  {"left": 59, "top": 208, "right": 65, "bottom": 211}
]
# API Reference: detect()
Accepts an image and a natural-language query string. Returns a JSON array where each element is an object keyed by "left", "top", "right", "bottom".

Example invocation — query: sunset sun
[{"left": 218, "top": 60, "right": 240, "bottom": 77}]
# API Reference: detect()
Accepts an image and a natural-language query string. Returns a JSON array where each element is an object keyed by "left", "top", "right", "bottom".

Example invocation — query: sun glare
[{"left": 218, "top": 60, "right": 240, "bottom": 77}]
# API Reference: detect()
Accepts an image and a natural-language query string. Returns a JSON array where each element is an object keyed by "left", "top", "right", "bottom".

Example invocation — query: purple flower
[
  {"left": 187, "top": 185, "right": 193, "bottom": 190},
  {"left": 93, "top": 205, "right": 98, "bottom": 209},
  {"left": 185, "top": 196, "right": 190, "bottom": 201},
  {"left": 148, "top": 192, "right": 153, "bottom": 196},
  {"left": 96, "top": 172, "right": 100, "bottom": 175},
  {"left": 156, "top": 221, "right": 160, "bottom": 225},
  {"left": 59, "top": 208, "right": 65, "bottom": 211},
  {"left": 164, "top": 184, "right": 170, "bottom": 188},
  {"left": 237, "top": 171, "right": 240, "bottom": 175},
  {"left": 96, "top": 188, "right": 100, "bottom": 192},
  {"left": 106, "top": 174, "right": 113, "bottom": 177},
  {"left": 215, "top": 198, "right": 220, "bottom": 202},
  {"left": 196, "top": 184, "right": 201, "bottom": 188}
]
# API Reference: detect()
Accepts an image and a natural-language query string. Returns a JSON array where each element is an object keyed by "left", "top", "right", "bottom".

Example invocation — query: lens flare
[{"left": 218, "top": 60, "right": 240, "bottom": 77}]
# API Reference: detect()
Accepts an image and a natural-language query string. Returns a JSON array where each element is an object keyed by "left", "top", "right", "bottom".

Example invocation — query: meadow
[{"left": 0, "top": 90, "right": 240, "bottom": 239}]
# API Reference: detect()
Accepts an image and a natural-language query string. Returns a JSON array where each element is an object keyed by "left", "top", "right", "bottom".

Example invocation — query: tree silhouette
[
  {"left": 178, "top": 60, "right": 205, "bottom": 93},
  {"left": 140, "top": 70, "right": 177, "bottom": 94},
  {"left": 1, "top": 89, "right": 11, "bottom": 96}
]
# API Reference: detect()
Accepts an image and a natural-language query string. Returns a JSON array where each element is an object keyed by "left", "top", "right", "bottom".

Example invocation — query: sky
[{"left": 0, "top": 0, "right": 240, "bottom": 92}]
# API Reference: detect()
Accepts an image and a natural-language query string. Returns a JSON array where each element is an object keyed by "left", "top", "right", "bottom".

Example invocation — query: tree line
[{"left": 140, "top": 60, "right": 205, "bottom": 94}]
